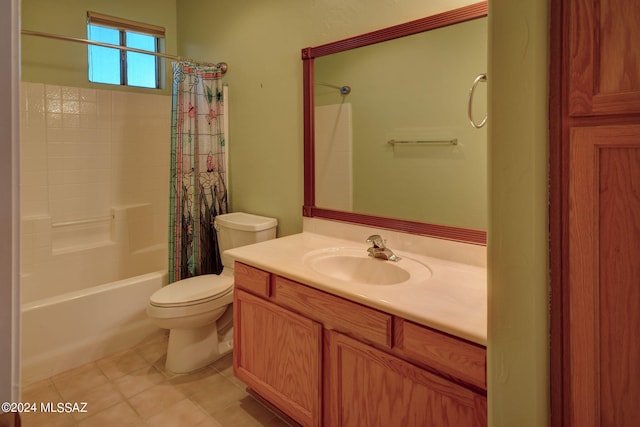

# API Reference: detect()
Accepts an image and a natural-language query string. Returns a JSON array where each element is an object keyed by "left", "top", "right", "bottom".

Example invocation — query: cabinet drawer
[
  {"left": 395, "top": 318, "right": 486, "bottom": 390},
  {"left": 272, "top": 276, "right": 393, "bottom": 348},
  {"left": 234, "top": 262, "right": 271, "bottom": 297}
]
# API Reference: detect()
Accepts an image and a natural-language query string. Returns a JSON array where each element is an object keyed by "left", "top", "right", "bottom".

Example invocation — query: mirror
[{"left": 302, "top": 2, "right": 488, "bottom": 244}]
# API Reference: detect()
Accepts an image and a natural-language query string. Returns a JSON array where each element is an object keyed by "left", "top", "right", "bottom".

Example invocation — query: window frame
[{"left": 87, "top": 11, "right": 165, "bottom": 89}]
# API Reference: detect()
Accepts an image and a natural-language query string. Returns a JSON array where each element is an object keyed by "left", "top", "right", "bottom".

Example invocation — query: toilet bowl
[{"left": 146, "top": 212, "right": 277, "bottom": 373}]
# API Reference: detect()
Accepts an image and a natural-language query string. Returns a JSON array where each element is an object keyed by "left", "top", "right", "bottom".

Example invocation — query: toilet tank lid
[{"left": 214, "top": 212, "right": 277, "bottom": 232}]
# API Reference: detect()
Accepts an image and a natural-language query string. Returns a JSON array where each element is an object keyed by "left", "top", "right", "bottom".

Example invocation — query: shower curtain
[{"left": 168, "top": 62, "right": 227, "bottom": 283}]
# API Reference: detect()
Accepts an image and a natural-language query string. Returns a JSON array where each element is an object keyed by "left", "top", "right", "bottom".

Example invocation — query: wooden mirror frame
[{"left": 302, "top": 1, "right": 488, "bottom": 245}]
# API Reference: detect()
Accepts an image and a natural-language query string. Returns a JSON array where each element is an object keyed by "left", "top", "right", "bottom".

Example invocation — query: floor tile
[
  {"left": 194, "top": 417, "right": 225, "bottom": 427},
  {"left": 167, "top": 366, "right": 222, "bottom": 397},
  {"left": 210, "top": 354, "right": 246, "bottom": 390},
  {"left": 21, "top": 378, "right": 54, "bottom": 396},
  {"left": 66, "top": 381, "right": 124, "bottom": 421},
  {"left": 135, "top": 333, "right": 169, "bottom": 365},
  {"left": 189, "top": 375, "right": 248, "bottom": 416},
  {"left": 127, "top": 383, "right": 186, "bottom": 420},
  {"left": 20, "top": 338, "right": 294, "bottom": 427},
  {"left": 112, "top": 365, "right": 166, "bottom": 399},
  {"left": 96, "top": 349, "right": 151, "bottom": 381},
  {"left": 20, "top": 409, "right": 76, "bottom": 427},
  {"left": 52, "top": 363, "right": 110, "bottom": 399},
  {"left": 145, "top": 398, "right": 208, "bottom": 427},
  {"left": 235, "top": 395, "right": 285, "bottom": 426},
  {"left": 21, "top": 380, "right": 63, "bottom": 404},
  {"left": 76, "top": 401, "right": 145, "bottom": 427},
  {"left": 209, "top": 399, "right": 273, "bottom": 427}
]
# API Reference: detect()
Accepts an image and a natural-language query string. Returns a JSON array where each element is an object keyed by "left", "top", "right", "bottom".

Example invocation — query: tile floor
[{"left": 20, "top": 334, "right": 291, "bottom": 427}]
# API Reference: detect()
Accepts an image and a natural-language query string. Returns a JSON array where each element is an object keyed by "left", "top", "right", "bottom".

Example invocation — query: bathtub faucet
[{"left": 366, "top": 235, "right": 401, "bottom": 262}]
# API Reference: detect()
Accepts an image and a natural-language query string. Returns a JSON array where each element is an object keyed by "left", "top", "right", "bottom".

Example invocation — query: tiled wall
[{"left": 20, "top": 82, "right": 171, "bottom": 302}]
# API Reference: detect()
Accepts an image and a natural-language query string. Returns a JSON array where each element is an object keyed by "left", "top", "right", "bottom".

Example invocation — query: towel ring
[{"left": 468, "top": 73, "right": 487, "bottom": 129}]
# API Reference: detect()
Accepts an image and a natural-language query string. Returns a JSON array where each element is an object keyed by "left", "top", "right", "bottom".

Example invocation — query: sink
[{"left": 302, "top": 247, "right": 432, "bottom": 286}]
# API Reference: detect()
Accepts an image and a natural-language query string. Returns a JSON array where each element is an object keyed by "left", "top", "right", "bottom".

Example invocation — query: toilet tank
[{"left": 214, "top": 212, "right": 277, "bottom": 268}]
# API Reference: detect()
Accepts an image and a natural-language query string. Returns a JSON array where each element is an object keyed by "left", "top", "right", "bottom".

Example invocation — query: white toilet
[{"left": 146, "top": 212, "right": 277, "bottom": 373}]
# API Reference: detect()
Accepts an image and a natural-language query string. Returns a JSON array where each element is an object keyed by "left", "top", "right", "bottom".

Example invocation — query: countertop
[{"left": 225, "top": 232, "right": 487, "bottom": 346}]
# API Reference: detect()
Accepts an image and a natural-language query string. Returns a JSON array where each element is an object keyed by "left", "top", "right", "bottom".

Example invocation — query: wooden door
[
  {"left": 567, "top": 0, "right": 640, "bottom": 115},
  {"left": 552, "top": 0, "right": 640, "bottom": 424},
  {"left": 233, "top": 289, "right": 323, "bottom": 427},
  {"left": 567, "top": 126, "right": 640, "bottom": 426},
  {"left": 325, "top": 330, "right": 486, "bottom": 427}
]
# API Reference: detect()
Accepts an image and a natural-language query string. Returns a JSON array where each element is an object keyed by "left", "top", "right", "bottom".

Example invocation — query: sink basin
[{"left": 302, "top": 247, "right": 432, "bottom": 286}]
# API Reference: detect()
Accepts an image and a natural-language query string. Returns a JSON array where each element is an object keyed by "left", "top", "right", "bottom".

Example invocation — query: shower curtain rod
[
  {"left": 316, "top": 82, "right": 351, "bottom": 95},
  {"left": 21, "top": 29, "right": 228, "bottom": 72}
]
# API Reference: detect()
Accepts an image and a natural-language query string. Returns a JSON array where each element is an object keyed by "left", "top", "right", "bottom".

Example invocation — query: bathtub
[{"left": 21, "top": 270, "right": 167, "bottom": 385}]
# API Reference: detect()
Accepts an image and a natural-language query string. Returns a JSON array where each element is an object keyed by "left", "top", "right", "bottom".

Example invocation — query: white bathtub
[{"left": 21, "top": 270, "right": 167, "bottom": 385}]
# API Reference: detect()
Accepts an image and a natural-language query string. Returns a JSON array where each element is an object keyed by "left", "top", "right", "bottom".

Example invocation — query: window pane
[
  {"left": 87, "top": 25, "right": 121, "bottom": 85},
  {"left": 126, "top": 31, "right": 158, "bottom": 88}
]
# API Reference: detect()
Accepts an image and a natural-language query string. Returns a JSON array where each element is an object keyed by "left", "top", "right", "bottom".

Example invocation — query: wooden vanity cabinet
[
  {"left": 233, "top": 288, "right": 322, "bottom": 427},
  {"left": 327, "top": 331, "right": 486, "bottom": 427},
  {"left": 233, "top": 262, "right": 487, "bottom": 427}
]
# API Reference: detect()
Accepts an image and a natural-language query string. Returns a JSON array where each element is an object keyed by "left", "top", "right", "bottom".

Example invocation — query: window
[{"left": 87, "top": 12, "right": 165, "bottom": 89}]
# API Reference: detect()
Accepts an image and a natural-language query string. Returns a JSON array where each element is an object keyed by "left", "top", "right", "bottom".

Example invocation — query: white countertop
[{"left": 225, "top": 232, "right": 487, "bottom": 346}]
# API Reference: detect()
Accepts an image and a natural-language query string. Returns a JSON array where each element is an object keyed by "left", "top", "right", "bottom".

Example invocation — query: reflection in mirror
[
  {"left": 303, "top": 2, "right": 488, "bottom": 244},
  {"left": 314, "top": 17, "right": 487, "bottom": 229}
]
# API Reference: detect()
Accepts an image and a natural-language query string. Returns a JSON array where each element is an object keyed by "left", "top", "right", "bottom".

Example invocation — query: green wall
[
  {"left": 488, "top": 0, "right": 549, "bottom": 425},
  {"left": 21, "top": 0, "right": 178, "bottom": 95},
  {"left": 175, "top": 0, "right": 480, "bottom": 237}
]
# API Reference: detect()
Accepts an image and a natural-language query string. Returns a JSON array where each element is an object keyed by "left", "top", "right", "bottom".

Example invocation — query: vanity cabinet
[
  {"left": 327, "top": 331, "right": 486, "bottom": 427},
  {"left": 233, "top": 263, "right": 322, "bottom": 427},
  {"left": 233, "top": 262, "right": 487, "bottom": 427}
]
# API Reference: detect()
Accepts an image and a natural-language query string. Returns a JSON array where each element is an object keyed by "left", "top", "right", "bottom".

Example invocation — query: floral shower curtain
[{"left": 168, "top": 62, "right": 227, "bottom": 283}]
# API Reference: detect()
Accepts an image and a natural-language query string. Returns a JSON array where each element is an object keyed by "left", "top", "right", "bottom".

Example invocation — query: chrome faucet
[{"left": 366, "top": 235, "right": 401, "bottom": 262}]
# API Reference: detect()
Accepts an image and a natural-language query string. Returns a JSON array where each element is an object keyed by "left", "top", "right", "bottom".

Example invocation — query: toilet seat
[{"left": 150, "top": 270, "right": 234, "bottom": 308}]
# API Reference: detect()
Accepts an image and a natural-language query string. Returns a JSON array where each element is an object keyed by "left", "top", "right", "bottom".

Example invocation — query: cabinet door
[
  {"left": 568, "top": 0, "right": 640, "bottom": 115},
  {"left": 326, "top": 331, "right": 486, "bottom": 427},
  {"left": 233, "top": 289, "right": 322, "bottom": 427},
  {"left": 568, "top": 125, "right": 640, "bottom": 426}
]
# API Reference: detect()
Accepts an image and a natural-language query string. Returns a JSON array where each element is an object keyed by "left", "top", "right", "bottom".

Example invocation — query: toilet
[{"left": 146, "top": 212, "right": 277, "bottom": 373}]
